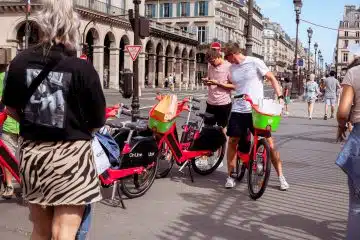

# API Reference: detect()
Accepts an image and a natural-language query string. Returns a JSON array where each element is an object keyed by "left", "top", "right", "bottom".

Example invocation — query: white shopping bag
[{"left": 92, "top": 137, "right": 111, "bottom": 175}]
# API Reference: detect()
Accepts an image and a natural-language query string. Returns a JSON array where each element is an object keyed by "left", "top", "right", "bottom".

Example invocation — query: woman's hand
[
  {"left": 337, "top": 126, "right": 348, "bottom": 142},
  {"left": 207, "top": 79, "right": 218, "bottom": 85}
]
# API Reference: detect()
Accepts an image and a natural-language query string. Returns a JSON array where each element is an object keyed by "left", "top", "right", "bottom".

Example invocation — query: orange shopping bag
[{"left": 152, "top": 94, "right": 178, "bottom": 122}]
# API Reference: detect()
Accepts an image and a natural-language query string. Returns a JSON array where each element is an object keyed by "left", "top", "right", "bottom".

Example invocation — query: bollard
[
  {"left": 201, "top": 83, "right": 204, "bottom": 90},
  {"left": 196, "top": 84, "right": 199, "bottom": 90},
  {"left": 179, "top": 83, "right": 182, "bottom": 91},
  {"left": 185, "top": 84, "right": 188, "bottom": 91}
]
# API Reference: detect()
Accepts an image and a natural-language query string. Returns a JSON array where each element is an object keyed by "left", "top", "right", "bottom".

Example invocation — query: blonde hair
[
  {"left": 36, "top": 0, "right": 80, "bottom": 50},
  {"left": 309, "top": 73, "right": 316, "bottom": 81}
]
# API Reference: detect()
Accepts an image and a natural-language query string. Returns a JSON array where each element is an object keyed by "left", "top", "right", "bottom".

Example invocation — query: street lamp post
[
  {"left": 291, "top": 0, "right": 302, "bottom": 98},
  {"left": 131, "top": 0, "right": 142, "bottom": 121},
  {"left": 307, "top": 27, "right": 313, "bottom": 77},
  {"left": 314, "top": 42, "right": 318, "bottom": 75},
  {"left": 318, "top": 50, "right": 322, "bottom": 77},
  {"left": 245, "top": 0, "right": 254, "bottom": 56}
]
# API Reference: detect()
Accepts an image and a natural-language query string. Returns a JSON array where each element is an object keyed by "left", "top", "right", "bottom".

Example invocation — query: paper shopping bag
[
  {"left": 164, "top": 94, "right": 177, "bottom": 121},
  {"left": 152, "top": 94, "right": 178, "bottom": 122}
]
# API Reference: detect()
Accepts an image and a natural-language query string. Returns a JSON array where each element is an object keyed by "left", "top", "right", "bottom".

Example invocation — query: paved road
[{"left": 0, "top": 90, "right": 348, "bottom": 240}]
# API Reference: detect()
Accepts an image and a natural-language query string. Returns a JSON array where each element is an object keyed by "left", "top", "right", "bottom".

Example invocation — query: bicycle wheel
[
  {"left": 155, "top": 142, "right": 175, "bottom": 179},
  {"left": 234, "top": 157, "right": 246, "bottom": 182},
  {"left": 191, "top": 142, "right": 226, "bottom": 176},
  {"left": 120, "top": 158, "right": 158, "bottom": 199},
  {"left": 248, "top": 138, "right": 271, "bottom": 200}
]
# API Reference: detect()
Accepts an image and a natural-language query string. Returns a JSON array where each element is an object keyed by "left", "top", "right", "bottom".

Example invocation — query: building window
[
  {"left": 345, "top": 31, "right": 349, "bottom": 37},
  {"left": 357, "top": 31, "right": 360, "bottom": 38},
  {"left": 160, "top": 3, "right": 172, "bottom": 18},
  {"left": 345, "top": 40, "right": 349, "bottom": 48},
  {"left": 343, "top": 53, "right": 348, "bottom": 63},
  {"left": 198, "top": 1, "right": 208, "bottom": 16},
  {"left": 180, "top": 26, "right": 188, "bottom": 32},
  {"left": 198, "top": 26, "right": 207, "bottom": 43},
  {"left": 356, "top": 40, "right": 360, "bottom": 44},
  {"left": 181, "top": 2, "right": 187, "bottom": 16},
  {"left": 146, "top": 4, "right": 156, "bottom": 18}
]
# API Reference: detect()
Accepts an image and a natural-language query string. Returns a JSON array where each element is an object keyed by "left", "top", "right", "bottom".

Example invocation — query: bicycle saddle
[
  {"left": 106, "top": 119, "right": 124, "bottom": 128},
  {"left": 198, "top": 112, "right": 215, "bottom": 120},
  {"left": 125, "top": 122, "right": 148, "bottom": 131}
]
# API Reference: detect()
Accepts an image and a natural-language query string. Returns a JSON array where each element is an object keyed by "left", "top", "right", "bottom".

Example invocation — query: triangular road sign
[{"left": 125, "top": 45, "right": 142, "bottom": 61}]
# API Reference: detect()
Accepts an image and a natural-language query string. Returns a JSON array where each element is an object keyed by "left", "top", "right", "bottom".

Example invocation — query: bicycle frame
[
  {"left": 153, "top": 97, "right": 211, "bottom": 166},
  {"left": 0, "top": 112, "right": 20, "bottom": 185},
  {"left": 235, "top": 94, "right": 272, "bottom": 169}
]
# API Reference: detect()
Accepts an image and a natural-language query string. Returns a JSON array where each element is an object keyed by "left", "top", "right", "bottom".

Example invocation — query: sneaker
[
  {"left": 225, "top": 177, "right": 236, "bottom": 189},
  {"left": 324, "top": 115, "right": 328, "bottom": 120},
  {"left": 2, "top": 185, "right": 14, "bottom": 199},
  {"left": 330, "top": 114, "right": 334, "bottom": 119},
  {"left": 279, "top": 176, "right": 289, "bottom": 191}
]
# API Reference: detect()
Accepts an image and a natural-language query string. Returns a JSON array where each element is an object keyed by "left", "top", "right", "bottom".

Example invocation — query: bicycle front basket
[{"left": 252, "top": 109, "right": 281, "bottom": 132}]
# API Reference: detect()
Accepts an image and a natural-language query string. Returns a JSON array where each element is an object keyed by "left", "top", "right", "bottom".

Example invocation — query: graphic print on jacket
[{"left": 24, "top": 69, "right": 72, "bottom": 129}]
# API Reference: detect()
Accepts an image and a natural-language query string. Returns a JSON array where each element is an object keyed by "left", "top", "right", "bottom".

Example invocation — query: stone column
[
  {"left": 109, "top": 48, "right": 120, "bottom": 89},
  {"left": 175, "top": 57, "right": 182, "bottom": 87},
  {"left": 189, "top": 59, "right": 196, "bottom": 88},
  {"left": 182, "top": 58, "right": 189, "bottom": 87},
  {"left": 138, "top": 52, "right": 146, "bottom": 91},
  {"left": 157, "top": 55, "right": 166, "bottom": 87},
  {"left": 92, "top": 45, "right": 105, "bottom": 88},
  {"left": 124, "top": 51, "right": 133, "bottom": 71},
  {"left": 148, "top": 54, "right": 157, "bottom": 88},
  {"left": 166, "top": 57, "right": 174, "bottom": 77}
]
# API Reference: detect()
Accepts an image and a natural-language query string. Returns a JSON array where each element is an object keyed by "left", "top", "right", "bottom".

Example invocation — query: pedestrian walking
[
  {"left": 304, "top": 74, "right": 321, "bottom": 119},
  {"left": 283, "top": 77, "right": 292, "bottom": 116},
  {"left": 336, "top": 60, "right": 360, "bottom": 240},
  {"left": 223, "top": 42, "right": 289, "bottom": 190},
  {"left": 323, "top": 71, "right": 341, "bottom": 120},
  {"left": 1, "top": 0, "right": 105, "bottom": 239}
]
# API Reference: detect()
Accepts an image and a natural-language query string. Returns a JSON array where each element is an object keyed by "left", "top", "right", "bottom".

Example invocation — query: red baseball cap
[{"left": 211, "top": 42, "right": 222, "bottom": 51}]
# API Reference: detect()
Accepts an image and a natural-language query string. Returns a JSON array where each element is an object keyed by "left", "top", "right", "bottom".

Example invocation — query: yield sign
[{"left": 126, "top": 45, "right": 142, "bottom": 61}]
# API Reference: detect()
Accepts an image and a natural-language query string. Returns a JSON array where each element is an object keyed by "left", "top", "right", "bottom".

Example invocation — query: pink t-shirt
[{"left": 207, "top": 61, "right": 232, "bottom": 106}]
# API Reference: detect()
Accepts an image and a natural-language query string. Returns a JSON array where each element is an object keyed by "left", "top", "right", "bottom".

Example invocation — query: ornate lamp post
[
  {"left": 314, "top": 42, "right": 318, "bottom": 74},
  {"left": 291, "top": 0, "right": 303, "bottom": 98},
  {"left": 307, "top": 27, "right": 313, "bottom": 77},
  {"left": 318, "top": 50, "right": 322, "bottom": 77}
]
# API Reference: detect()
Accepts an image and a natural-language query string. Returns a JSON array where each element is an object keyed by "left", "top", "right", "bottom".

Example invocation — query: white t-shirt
[{"left": 230, "top": 56, "right": 270, "bottom": 113}]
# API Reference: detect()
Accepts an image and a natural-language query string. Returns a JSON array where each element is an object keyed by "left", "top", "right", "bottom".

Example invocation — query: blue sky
[{"left": 256, "top": 0, "right": 359, "bottom": 65}]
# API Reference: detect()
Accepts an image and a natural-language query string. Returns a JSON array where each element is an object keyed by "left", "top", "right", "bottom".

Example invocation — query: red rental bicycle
[
  {"left": 98, "top": 105, "right": 158, "bottom": 208},
  {"left": 151, "top": 95, "right": 226, "bottom": 182},
  {"left": 0, "top": 106, "right": 158, "bottom": 209},
  {"left": 231, "top": 94, "right": 281, "bottom": 200},
  {"left": 0, "top": 113, "right": 20, "bottom": 194}
]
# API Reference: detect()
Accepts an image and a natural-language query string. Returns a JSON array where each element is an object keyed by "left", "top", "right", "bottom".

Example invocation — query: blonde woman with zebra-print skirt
[{"left": 1, "top": 0, "right": 106, "bottom": 239}]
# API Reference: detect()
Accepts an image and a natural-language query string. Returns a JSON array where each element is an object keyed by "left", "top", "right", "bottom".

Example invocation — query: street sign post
[{"left": 125, "top": 45, "right": 142, "bottom": 61}]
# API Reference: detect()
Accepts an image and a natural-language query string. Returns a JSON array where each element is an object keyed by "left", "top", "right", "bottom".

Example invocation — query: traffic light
[
  {"left": 119, "top": 69, "right": 133, "bottom": 99},
  {"left": 128, "top": 9, "right": 150, "bottom": 39}
]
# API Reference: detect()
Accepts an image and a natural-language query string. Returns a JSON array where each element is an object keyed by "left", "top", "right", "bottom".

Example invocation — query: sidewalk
[{"left": 287, "top": 101, "right": 333, "bottom": 119}]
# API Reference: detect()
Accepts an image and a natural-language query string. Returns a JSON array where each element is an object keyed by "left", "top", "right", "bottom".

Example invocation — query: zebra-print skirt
[{"left": 19, "top": 139, "right": 102, "bottom": 206}]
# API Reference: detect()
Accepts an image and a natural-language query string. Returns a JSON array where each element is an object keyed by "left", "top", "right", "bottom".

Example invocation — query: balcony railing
[
  {"left": 74, "top": 0, "right": 125, "bottom": 16},
  {"left": 149, "top": 20, "right": 197, "bottom": 41}
]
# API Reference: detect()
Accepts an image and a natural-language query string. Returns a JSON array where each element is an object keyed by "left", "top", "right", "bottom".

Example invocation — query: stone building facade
[
  {"left": 144, "top": 0, "right": 264, "bottom": 82},
  {"left": 0, "top": 0, "right": 198, "bottom": 89},
  {"left": 263, "top": 18, "right": 295, "bottom": 77},
  {"left": 336, "top": 5, "right": 360, "bottom": 79}
]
